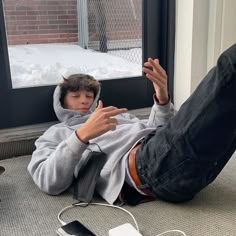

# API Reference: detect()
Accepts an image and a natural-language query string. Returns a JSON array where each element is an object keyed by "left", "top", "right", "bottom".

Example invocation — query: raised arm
[{"left": 143, "top": 58, "right": 175, "bottom": 127}]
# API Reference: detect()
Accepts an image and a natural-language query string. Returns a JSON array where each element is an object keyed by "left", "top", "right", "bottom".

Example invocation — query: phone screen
[{"left": 61, "top": 220, "right": 96, "bottom": 236}]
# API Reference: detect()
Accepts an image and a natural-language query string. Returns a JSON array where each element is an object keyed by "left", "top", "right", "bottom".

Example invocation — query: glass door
[
  {"left": 3, "top": 0, "right": 142, "bottom": 88},
  {"left": 0, "top": 0, "right": 175, "bottom": 129}
]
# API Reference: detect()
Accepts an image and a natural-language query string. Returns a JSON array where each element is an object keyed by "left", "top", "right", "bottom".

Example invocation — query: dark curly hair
[{"left": 59, "top": 74, "right": 100, "bottom": 106}]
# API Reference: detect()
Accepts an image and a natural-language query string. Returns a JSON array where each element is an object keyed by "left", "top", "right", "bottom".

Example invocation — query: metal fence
[{"left": 78, "top": 0, "right": 142, "bottom": 65}]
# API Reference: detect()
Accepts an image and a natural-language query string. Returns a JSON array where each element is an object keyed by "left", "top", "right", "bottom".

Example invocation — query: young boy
[{"left": 28, "top": 44, "right": 236, "bottom": 205}]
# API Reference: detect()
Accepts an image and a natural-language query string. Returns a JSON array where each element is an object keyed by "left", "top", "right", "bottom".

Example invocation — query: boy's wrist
[
  {"left": 75, "top": 129, "right": 90, "bottom": 144},
  {"left": 154, "top": 94, "right": 170, "bottom": 105}
]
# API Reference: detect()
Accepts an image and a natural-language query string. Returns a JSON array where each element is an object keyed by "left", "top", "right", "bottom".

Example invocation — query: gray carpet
[{"left": 0, "top": 153, "right": 236, "bottom": 236}]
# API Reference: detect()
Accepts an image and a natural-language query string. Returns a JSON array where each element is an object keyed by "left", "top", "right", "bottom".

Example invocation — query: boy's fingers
[
  {"left": 95, "top": 100, "right": 102, "bottom": 111},
  {"left": 107, "top": 118, "right": 118, "bottom": 125},
  {"left": 97, "top": 100, "right": 103, "bottom": 109},
  {"left": 142, "top": 67, "right": 163, "bottom": 82},
  {"left": 144, "top": 61, "right": 151, "bottom": 67},
  {"left": 101, "top": 105, "right": 127, "bottom": 112},
  {"left": 146, "top": 73, "right": 163, "bottom": 87},
  {"left": 106, "top": 108, "right": 128, "bottom": 117},
  {"left": 154, "top": 58, "right": 159, "bottom": 63},
  {"left": 142, "top": 67, "right": 154, "bottom": 75},
  {"left": 144, "top": 57, "right": 154, "bottom": 66},
  {"left": 101, "top": 106, "right": 118, "bottom": 112},
  {"left": 96, "top": 104, "right": 127, "bottom": 116},
  {"left": 148, "top": 58, "right": 166, "bottom": 76}
]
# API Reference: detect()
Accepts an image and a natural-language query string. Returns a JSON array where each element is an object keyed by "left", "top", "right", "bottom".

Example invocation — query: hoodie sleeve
[
  {"left": 146, "top": 96, "right": 176, "bottom": 127},
  {"left": 27, "top": 125, "right": 88, "bottom": 195}
]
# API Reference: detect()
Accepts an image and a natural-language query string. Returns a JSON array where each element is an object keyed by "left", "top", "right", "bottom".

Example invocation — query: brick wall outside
[
  {"left": 3, "top": 0, "right": 78, "bottom": 45},
  {"left": 3, "top": 0, "right": 142, "bottom": 46}
]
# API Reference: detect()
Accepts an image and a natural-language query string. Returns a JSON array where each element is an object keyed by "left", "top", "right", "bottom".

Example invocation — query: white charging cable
[
  {"left": 156, "top": 230, "right": 186, "bottom": 236},
  {"left": 57, "top": 202, "right": 186, "bottom": 236},
  {"left": 58, "top": 202, "right": 139, "bottom": 231}
]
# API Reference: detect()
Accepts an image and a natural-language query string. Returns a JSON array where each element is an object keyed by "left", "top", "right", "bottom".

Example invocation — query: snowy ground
[{"left": 8, "top": 43, "right": 142, "bottom": 88}]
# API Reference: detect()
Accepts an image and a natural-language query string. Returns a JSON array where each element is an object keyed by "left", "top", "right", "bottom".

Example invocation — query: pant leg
[{"left": 136, "top": 43, "right": 236, "bottom": 202}]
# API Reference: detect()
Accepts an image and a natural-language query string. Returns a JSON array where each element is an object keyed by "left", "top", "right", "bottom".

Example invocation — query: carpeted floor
[{"left": 0, "top": 153, "right": 236, "bottom": 236}]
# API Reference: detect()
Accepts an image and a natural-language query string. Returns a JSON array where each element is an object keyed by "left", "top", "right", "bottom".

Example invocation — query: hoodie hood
[{"left": 53, "top": 85, "right": 101, "bottom": 125}]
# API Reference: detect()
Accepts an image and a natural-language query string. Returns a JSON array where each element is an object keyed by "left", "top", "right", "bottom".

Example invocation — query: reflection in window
[{"left": 3, "top": 0, "right": 142, "bottom": 88}]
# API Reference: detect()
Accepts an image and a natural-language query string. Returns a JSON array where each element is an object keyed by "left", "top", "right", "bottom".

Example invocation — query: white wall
[
  {"left": 174, "top": 0, "right": 236, "bottom": 110},
  {"left": 208, "top": 0, "right": 236, "bottom": 70},
  {"left": 174, "top": 0, "right": 194, "bottom": 110},
  {"left": 174, "top": 0, "right": 209, "bottom": 109},
  {"left": 221, "top": 0, "right": 236, "bottom": 49}
]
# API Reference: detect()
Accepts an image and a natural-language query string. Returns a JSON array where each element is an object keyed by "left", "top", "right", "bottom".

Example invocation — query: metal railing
[{"left": 78, "top": 0, "right": 142, "bottom": 64}]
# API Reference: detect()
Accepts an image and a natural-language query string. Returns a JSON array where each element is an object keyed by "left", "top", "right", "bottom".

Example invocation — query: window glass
[{"left": 3, "top": 0, "right": 142, "bottom": 88}]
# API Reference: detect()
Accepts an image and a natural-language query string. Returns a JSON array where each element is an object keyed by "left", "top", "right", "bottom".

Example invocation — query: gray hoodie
[{"left": 28, "top": 85, "right": 175, "bottom": 204}]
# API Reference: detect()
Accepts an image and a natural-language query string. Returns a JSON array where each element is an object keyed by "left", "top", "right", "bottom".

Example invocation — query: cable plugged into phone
[
  {"left": 109, "top": 223, "right": 142, "bottom": 236},
  {"left": 57, "top": 202, "right": 187, "bottom": 236}
]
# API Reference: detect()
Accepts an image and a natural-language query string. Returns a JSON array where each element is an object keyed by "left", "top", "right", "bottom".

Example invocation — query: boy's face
[{"left": 63, "top": 89, "right": 95, "bottom": 113}]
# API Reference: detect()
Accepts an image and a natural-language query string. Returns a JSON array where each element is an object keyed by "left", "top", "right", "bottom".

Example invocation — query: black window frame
[{"left": 0, "top": 0, "right": 175, "bottom": 129}]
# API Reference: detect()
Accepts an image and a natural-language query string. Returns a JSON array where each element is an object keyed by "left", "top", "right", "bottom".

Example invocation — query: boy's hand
[
  {"left": 142, "top": 58, "right": 169, "bottom": 105},
  {"left": 76, "top": 100, "right": 127, "bottom": 143}
]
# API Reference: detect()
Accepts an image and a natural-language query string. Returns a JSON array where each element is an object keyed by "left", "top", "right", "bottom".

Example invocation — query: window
[
  {"left": 4, "top": 0, "right": 142, "bottom": 88},
  {"left": 0, "top": 0, "right": 175, "bottom": 128}
]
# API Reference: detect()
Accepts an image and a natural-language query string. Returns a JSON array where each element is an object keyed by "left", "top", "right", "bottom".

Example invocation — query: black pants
[{"left": 136, "top": 44, "right": 236, "bottom": 202}]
